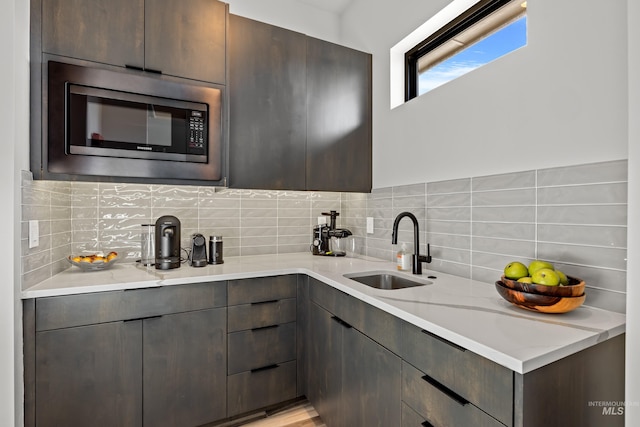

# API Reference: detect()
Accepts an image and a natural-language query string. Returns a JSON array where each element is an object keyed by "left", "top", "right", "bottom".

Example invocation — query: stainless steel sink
[{"left": 344, "top": 271, "right": 432, "bottom": 290}]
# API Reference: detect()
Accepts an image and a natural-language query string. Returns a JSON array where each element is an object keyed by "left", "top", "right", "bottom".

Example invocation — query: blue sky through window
[{"left": 418, "top": 16, "right": 527, "bottom": 94}]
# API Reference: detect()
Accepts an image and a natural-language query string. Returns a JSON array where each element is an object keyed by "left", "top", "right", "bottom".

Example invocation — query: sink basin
[{"left": 344, "top": 271, "right": 432, "bottom": 290}]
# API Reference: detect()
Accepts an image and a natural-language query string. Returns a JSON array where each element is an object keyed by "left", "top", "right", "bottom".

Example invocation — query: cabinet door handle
[
  {"left": 250, "top": 364, "right": 279, "bottom": 373},
  {"left": 251, "top": 299, "right": 279, "bottom": 305},
  {"left": 421, "top": 421, "right": 435, "bottom": 427},
  {"left": 124, "top": 65, "right": 162, "bottom": 75},
  {"left": 331, "top": 316, "right": 352, "bottom": 329},
  {"left": 124, "top": 286, "right": 163, "bottom": 291},
  {"left": 421, "top": 329, "right": 466, "bottom": 352},
  {"left": 125, "top": 64, "right": 144, "bottom": 72},
  {"left": 421, "top": 374, "right": 469, "bottom": 406},
  {"left": 251, "top": 324, "right": 279, "bottom": 332},
  {"left": 124, "top": 315, "right": 163, "bottom": 322}
]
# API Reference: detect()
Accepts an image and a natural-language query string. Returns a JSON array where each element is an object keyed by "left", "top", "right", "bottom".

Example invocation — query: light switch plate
[
  {"left": 366, "top": 217, "right": 374, "bottom": 234},
  {"left": 29, "top": 220, "right": 39, "bottom": 248}
]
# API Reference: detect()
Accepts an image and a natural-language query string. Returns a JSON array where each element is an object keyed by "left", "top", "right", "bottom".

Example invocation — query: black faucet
[{"left": 391, "top": 211, "right": 431, "bottom": 275}]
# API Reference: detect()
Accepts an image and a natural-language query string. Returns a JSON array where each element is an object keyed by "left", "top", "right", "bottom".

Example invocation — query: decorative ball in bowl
[
  {"left": 495, "top": 281, "right": 585, "bottom": 314},
  {"left": 67, "top": 252, "right": 119, "bottom": 271},
  {"left": 500, "top": 275, "right": 585, "bottom": 297}
]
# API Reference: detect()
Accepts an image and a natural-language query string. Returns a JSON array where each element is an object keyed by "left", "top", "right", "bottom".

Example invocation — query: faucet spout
[{"left": 392, "top": 211, "right": 431, "bottom": 274}]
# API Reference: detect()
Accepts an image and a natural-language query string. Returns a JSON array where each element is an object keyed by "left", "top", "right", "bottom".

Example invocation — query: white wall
[
  {"left": 340, "top": 0, "right": 628, "bottom": 188},
  {"left": 2, "top": 0, "right": 29, "bottom": 423},
  {"left": 626, "top": 0, "right": 639, "bottom": 423},
  {"left": 225, "top": 0, "right": 341, "bottom": 43}
]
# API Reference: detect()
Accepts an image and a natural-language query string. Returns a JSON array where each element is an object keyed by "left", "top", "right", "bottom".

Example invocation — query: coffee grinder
[{"left": 155, "top": 215, "right": 181, "bottom": 270}]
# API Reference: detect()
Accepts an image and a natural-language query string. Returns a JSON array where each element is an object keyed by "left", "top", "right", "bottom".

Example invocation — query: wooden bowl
[
  {"left": 500, "top": 275, "right": 585, "bottom": 297},
  {"left": 495, "top": 281, "right": 585, "bottom": 314}
]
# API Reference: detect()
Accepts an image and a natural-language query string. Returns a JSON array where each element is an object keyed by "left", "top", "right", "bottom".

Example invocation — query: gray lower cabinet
[
  {"left": 226, "top": 275, "right": 300, "bottom": 417},
  {"left": 308, "top": 302, "right": 344, "bottom": 427},
  {"left": 143, "top": 309, "right": 227, "bottom": 427},
  {"left": 35, "top": 321, "right": 143, "bottom": 427},
  {"left": 308, "top": 280, "right": 402, "bottom": 427},
  {"left": 27, "top": 282, "right": 228, "bottom": 427}
]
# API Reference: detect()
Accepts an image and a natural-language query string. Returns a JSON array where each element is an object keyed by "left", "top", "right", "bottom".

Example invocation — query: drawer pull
[
  {"left": 124, "top": 315, "right": 163, "bottom": 322},
  {"left": 124, "top": 286, "right": 163, "bottom": 291},
  {"left": 331, "top": 316, "right": 352, "bottom": 329},
  {"left": 251, "top": 299, "right": 279, "bottom": 305},
  {"left": 250, "top": 364, "right": 279, "bottom": 373},
  {"left": 421, "top": 421, "right": 434, "bottom": 427},
  {"left": 421, "top": 329, "right": 466, "bottom": 352},
  {"left": 421, "top": 374, "right": 469, "bottom": 406},
  {"left": 251, "top": 324, "right": 279, "bottom": 332},
  {"left": 125, "top": 64, "right": 144, "bottom": 72}
]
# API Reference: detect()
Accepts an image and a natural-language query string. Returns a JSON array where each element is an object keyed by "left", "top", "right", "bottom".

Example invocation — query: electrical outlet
[
  {"left": 318, "top": 216, "right": 327, "bottom": 225},
  {"left": 29, "top": 220, "right": 39, "bottom": 248},
  {"left": 366, "top": 217, "right": 374, "bottom": 234}
]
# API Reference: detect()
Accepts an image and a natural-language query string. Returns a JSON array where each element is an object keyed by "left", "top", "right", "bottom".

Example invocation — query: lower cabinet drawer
[
  {"left": 228, "top": 298, "right": 296, "bottom": 332},
  {"left": 401, "top": 322, "right": 513, "bottom": 425},
  {"left": 228, "top": 322, "right": 296, "bottom": 375},
  {"left": 227, "top": 360, "right": 297, "bottom": 417},
  {"left": 402, "top": 361, "right": 505, "bottom": 427}
]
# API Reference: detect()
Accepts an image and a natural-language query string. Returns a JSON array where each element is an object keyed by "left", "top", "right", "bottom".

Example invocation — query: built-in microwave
[{"left": 44, "top": 60, "right": 224, "bottom": 183}]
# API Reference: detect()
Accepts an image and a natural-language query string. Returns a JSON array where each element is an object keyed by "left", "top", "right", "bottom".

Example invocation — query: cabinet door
[
  {"left": 307, "top": 302, "right": 345, "bottom": 427},
  {"left": 42, "top": 0, "right": 144, "bottom": 68},
  {"left": 306, "top": 37, "right": 372, "bottom": 192},
  {"left": 35, "top": 321, "right": 143, "bottom": 427},
  {"left": 343, "top": 327, "right": 402, "bottom": 426},
  {"left": 143, "top": 308, "right": 227, "bottom": 427},
  {"left": 145, "top": 0, "right": 226, "bottom": 84},
  {"left": 228, "top": 15, "right": 307, "bottom": 190}
]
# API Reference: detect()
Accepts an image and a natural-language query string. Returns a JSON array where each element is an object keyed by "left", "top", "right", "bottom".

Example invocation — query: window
[{"left": 405, "top": 0, "right": 527, "bottom": 100}]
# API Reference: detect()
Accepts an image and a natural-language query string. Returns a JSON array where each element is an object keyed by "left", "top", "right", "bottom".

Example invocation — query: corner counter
[{"left": 22, "top": 253, "right": 625, "bottom": 375}]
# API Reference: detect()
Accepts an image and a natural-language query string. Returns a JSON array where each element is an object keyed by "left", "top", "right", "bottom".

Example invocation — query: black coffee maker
[{"left": 155, "top": 215, "right": 181, "bottom": 270}]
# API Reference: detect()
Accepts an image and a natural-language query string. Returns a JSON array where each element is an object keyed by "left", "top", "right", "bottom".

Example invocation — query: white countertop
[{"left": 22, "top": 253, "right": 626, "bottom": 374}]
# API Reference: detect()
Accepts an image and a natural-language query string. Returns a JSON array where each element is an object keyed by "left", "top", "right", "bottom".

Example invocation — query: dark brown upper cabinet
[
  {"left": 305, "top": 37, "right": 372, "bottom": 193},
  {"left": 41, "top": 0, "right": 227, "bottom": 85},
  {"left": 228, "top": 15, "right": 372, "bottom": 192},
  {"left": 228, "top": 14, "right": 307, "bottom": 190}
]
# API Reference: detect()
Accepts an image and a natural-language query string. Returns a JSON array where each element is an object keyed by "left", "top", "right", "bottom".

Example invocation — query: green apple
[
  {"left": 528, "top": 260, "right": 554, "bottom": 276},
  {"left": 517, "top": 276, "right": 533, "bottom": 283},
  {"left": 504, "top": 261, "right": 529, "bottom": 280},
  {"left": 556, "top": 270, "right": 569, "bottom": 286},
  {"left": 531, "top": 268, "right": 560, "bottom": 286}
]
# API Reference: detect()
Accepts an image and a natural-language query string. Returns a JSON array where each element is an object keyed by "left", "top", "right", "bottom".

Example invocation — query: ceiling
[{"left": 295, "top": 0, "right": 354, "bottom": 14}]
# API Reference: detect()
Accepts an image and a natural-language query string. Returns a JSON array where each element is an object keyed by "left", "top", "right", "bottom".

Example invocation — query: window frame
[{"left": 404, "top": 0, "right": 515, "bottom": 101}]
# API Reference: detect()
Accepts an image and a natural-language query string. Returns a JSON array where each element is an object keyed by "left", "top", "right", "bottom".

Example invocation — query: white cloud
[{"left": 418, "top": 60, "right": 482, "bottom": 94}]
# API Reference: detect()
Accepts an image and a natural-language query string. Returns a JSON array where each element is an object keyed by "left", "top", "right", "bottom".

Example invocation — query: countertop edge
[{"left": 21, "top": 255, "right": 626, "bottom": 375}]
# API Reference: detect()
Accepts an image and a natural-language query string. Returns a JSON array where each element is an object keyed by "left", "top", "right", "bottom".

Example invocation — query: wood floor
[{"left": 214, "top": 400, "right": 326, "bottom": 427}]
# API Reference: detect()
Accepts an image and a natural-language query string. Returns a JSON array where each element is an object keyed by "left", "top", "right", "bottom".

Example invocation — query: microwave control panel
[{"left": 188, "top": 111, "right": 207, "bottom": 153}]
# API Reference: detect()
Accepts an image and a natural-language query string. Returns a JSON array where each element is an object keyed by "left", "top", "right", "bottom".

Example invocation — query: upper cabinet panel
[
  {"left": 42, "top": 0, "right": 145, "bottom": 68},
  {"left": 145, "top": 0, "right": 227, "bottom": 84},
  {"left": 228, "top": 15, "right": 307, "bottom": 190},
  {"left": 41, "top": 0, "right": 227, "bottom": 85},
  {"left": 306, "top": 37, "right": 372, "bottom": 193}
]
